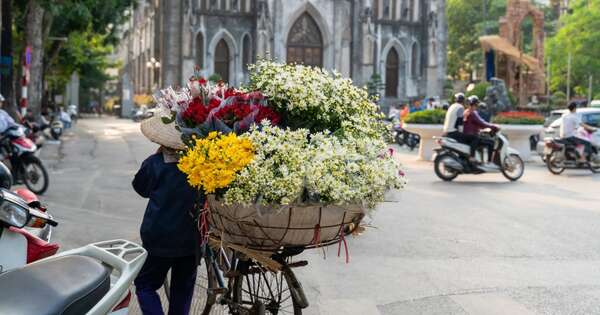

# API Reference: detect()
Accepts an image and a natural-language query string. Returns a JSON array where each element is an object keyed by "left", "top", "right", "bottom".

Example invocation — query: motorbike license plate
[{"left": 543, "top": 146, "right": 553, "bottom": 155}]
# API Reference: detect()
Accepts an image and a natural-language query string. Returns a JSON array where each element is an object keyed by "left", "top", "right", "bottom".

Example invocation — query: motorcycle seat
[{"left": 0, "top": 255, "right": 111, "bottom": 315}]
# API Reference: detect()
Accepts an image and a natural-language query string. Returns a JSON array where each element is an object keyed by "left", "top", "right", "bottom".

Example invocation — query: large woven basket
[{"left": 207, "top": 195, "right": 364, "bottom": 251}]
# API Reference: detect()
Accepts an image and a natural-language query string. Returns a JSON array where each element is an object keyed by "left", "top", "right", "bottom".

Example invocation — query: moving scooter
[
  {"left": 433, "top": 129, "right": 525, "bottom": 181},
  {"left": 0, "top": 189, "right": 147, "bottom": 315},
  {"left": 544, "top": 127, "right": 600, "bottom": 174}
]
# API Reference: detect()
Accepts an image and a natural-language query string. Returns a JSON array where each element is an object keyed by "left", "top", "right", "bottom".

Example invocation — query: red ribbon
[{"left": 337, "top": 229, "right": 350, "bottom": 264}]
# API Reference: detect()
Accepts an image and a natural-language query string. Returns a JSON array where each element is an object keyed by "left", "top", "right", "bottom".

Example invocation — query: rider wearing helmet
[
  {"left": 464, "top": 95, "right": 500, "bottom": 164},
  {"left": 443, "top": 93, "right": 479, "bottom": 154}
]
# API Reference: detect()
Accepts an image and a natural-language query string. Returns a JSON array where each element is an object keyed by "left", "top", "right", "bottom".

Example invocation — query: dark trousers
[
  {"left": 447, "top": 131, "right": 478, "bottom": 156},
  {"left": 567, "top": 136, "right": 592, "bottom": 160},
  {"left": 134, "top": 255, "right": 197, "bottom": 315}
]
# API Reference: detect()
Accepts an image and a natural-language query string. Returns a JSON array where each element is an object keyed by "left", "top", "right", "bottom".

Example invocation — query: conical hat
[{"left": 140, "top": 108, "right": 186, "bottom": 150}]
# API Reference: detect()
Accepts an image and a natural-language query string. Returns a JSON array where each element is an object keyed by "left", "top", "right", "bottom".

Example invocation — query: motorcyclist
[
  {"left": 443, "top": 93, "right": 479, "bottom": 162},
  {"left": 464, "top": 95, "right": 500, "bottom": 165},
  {"left": 560, "top": 101, "right": 596, "bottom": 162}
]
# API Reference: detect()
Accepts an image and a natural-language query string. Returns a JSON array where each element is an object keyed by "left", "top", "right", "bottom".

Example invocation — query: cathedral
[{"left": 118, "top": 0, "right": 447, "bottom": 111}]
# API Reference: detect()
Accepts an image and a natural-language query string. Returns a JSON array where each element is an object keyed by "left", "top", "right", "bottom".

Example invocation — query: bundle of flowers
[
  {"left": 247, "top": 60, "right": 387, "bottom": 139},
  {"left": 154, "top": 72, "right": 281, "bottom": 143},
  {"left": 491, "top": 111, "right": 544, "bottom": 125},
  {"left": 155, "top": 62, "right": 405, "bottom": 212}
]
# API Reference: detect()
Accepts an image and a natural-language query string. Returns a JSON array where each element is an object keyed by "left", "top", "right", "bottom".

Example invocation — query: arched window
[
  {"left": 411, "top": 43, "right": 419, "bottom": 77},
  {"left": 214, "top": 39, "right": 230, "bottom": 82},
  {"left": 286, "top": 13, "right": 323, "bottom": 67},
  {"left": 385, "top": 48, "right": 399, "bottom": 97},
  {"left": 242, "top": 35, "right": 252, "bottom": 72},
  {"left": 196, "top": 32, "right": 204, "bottom": 68}
]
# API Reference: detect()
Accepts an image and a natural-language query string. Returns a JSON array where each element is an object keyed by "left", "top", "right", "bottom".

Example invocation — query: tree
[
  {"left": 15, "top": 0, "right": 133, "bottom": 116},
  {"left": 446, "top": 0, "right": 506, "bottom": 79},
  {"left": 546, "top": 0, "right": 600, "bottom": 98},
  {"left": 25, "top": 0, "right": 45, "bottom": 117}
]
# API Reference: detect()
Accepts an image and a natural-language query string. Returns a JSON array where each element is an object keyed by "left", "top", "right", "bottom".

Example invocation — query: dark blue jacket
[{"left": 132, "top": 153, "right": 201, "bottom": 257}]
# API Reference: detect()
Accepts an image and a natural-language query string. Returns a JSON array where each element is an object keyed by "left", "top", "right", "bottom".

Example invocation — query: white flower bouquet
[{"left": 155, "top": 61, "right": 405, "bottom": 249}]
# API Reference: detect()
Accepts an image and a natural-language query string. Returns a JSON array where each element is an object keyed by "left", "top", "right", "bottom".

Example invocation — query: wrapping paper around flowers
[
  {"left": 154, "top": 85, "right": 277, "bottom": 140},
  {"left": 207, "top": 195, "right": 364, "bottom": 249}
]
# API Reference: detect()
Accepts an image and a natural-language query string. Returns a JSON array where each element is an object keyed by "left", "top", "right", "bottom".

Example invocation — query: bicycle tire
[{"left": 231, "top": 260, "right": 303, "bottom": 315}]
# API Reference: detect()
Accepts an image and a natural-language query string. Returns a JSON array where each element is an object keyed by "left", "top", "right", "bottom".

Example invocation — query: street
[{"left": 41, "top": 116, "right": 600, "bottom": 315}]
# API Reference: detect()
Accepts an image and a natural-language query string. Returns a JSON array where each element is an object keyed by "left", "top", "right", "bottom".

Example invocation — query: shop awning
[{"left": 479, "top": 35, "right": 540, "bottom": 71}]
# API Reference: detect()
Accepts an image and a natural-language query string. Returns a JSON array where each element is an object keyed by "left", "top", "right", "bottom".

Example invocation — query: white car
[{"left": 536, "top": 108, "right": 600, "bottom": 158}]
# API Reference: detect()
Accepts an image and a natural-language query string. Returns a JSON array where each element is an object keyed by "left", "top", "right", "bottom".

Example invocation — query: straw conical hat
[{"left": 140, "top": 108, "right": 186, "bottom": 150}]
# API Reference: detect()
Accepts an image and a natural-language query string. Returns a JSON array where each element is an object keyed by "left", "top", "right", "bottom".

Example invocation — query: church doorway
[
  {"left": 286, "top": 13, "right": 323, "bottom": 67},
  {"left": 214, "top": 39, "right": 230, "bottom": 82}
]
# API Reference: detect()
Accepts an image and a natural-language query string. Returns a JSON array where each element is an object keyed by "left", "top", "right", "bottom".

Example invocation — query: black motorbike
[{"left": 393, "top": 125, "right": 420, "bottom": 151}]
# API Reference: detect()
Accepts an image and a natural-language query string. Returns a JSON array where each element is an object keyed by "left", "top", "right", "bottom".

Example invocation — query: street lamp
[{"left": 146, "top": 57, "right": 160, "bottom": 90}]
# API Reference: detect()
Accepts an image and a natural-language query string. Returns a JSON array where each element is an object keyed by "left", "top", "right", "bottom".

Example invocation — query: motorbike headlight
[{"left": 0, "top": 201, "right": 29, "bottom": 228}]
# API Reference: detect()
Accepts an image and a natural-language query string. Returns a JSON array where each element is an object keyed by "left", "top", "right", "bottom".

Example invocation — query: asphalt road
[{"left": 40, "top": 116, "right": 600, "bottom": 315}]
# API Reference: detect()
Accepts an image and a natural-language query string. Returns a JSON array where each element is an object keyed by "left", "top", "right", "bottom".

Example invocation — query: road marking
[{"left": 451, "top": 293, "right": 535, "bottom": 315}]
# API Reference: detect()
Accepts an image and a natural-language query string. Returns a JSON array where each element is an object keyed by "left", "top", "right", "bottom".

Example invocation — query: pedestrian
[
  {"left": 426, "top": 97, "right": 436, "bottom": 110},
  {"left": 133, "top": 107, "right": 201, "bottom": 315}
]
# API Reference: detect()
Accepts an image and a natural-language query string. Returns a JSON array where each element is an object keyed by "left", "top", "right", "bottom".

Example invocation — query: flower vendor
[{"left": 133, "top": 107, "right": 202, "bottom": 315}]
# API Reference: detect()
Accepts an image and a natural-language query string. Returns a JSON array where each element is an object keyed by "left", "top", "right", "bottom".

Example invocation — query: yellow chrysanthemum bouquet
[{"left": 177, "top": 132, "right": 254, "bottom": 193}]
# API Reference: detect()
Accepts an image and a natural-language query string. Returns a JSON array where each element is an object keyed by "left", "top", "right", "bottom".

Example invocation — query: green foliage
[
  {"left": 546, "top": 0, "right": 600, "bottom": 99},
  {"left": 404, "top": 109, "right": 447, "bottom": 124},
  {"left": 446, "top": 0, "right": 506, "bottom": 78},
  {"left": 466, "top": 82, "right": 490, "bottom": 100},
  {"left": 551, "top": 91, "right": 567, "bottom": 107},
  {"left": 367, "top": 74, "right": 385, "bottom": 99},
  {"left": 208, "top": 74, "right": 223, "bottom": 83},
  {"left": 13, "top": 0, "right": 133, "bottom": 102}
]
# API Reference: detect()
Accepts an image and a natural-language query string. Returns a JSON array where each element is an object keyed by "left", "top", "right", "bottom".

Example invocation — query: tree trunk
[
  {"left": 161, "top": 0, "right": 182, "bottom": 88},
  {"left": 25, "top": 0, "right": 45, "bottom": 117}
]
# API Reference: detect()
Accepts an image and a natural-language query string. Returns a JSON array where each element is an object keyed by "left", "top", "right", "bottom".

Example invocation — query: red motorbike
[{"left": 0, "top": 126, "right": 49, "bottom": 194}]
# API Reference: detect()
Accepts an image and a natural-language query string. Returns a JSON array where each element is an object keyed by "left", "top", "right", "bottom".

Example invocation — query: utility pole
[
  {"left": 566, "top": 52, "right": 572, "bottom": 101},
  {"left": 588, "top": 74, "right": 593, "bottom": 105},
  {"left": 547, "top": 56, "right": 551, "bottom": 107}
]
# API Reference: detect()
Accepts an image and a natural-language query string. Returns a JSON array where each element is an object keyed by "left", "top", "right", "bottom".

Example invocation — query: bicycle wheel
[{"left": 231, "top": 260, "right": 303, "bottom": 315}]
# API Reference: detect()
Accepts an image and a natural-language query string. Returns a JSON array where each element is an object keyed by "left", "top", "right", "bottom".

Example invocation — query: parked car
[
  {"left": 536, "top": 108, "right": 600, "bottom": 160},
  {"left": 590, "top": 100, "right": 600, "bottom": 108}
]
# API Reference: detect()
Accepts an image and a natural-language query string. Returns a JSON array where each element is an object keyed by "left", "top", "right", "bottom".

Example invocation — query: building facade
[{"left": 119, "top": 0, "right": 447, "bottom": 107}]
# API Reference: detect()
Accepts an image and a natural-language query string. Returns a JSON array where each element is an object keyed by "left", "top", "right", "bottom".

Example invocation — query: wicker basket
[{"left": 207, "top": 195, "right": 364, "bottom": 251}]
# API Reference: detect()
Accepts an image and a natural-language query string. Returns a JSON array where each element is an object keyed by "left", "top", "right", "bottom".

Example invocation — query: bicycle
[{"left": 164, "top": 236, "right": 309, "bottom": 315}]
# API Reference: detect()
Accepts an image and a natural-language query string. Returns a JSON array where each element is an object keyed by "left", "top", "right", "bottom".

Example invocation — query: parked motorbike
[
  {"left": 50, "top": 116, "right": 64, "bottom": 140},
  {"left": 0, "top": 188, "right": 147, "bottom": 315},
  {"left": 0, "top": 126, "right": 49, "bottom": 194},
  {"left": 22, "top": 121, "right": 45, "bottom": 150},
  {"left": 544, "top": 128, "right": 600, "bottom": 174},
  {"left": 393, "top": 123, "right": 420, "bottom": 151},
  {"left": 433, "top": 129, "right": 525, "bottom": 181}
]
